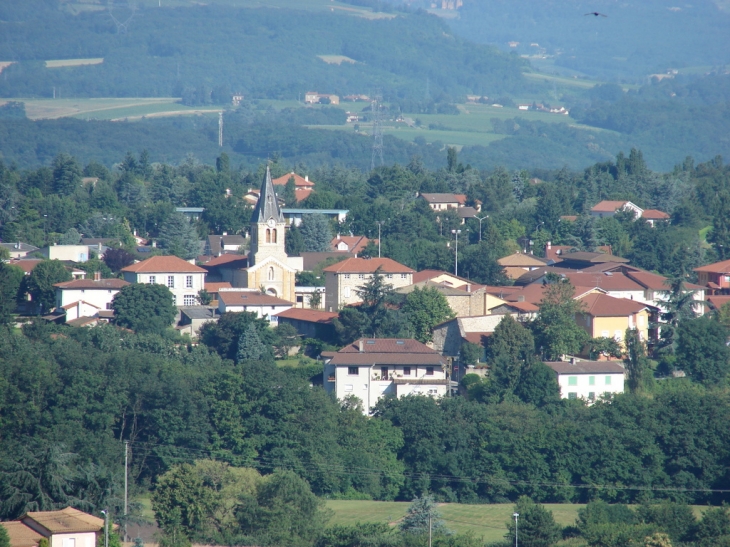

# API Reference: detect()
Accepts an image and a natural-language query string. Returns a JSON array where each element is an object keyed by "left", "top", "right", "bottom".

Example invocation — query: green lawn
[{"left": 325, "top": 501, "right": 585, "bottom": 543}]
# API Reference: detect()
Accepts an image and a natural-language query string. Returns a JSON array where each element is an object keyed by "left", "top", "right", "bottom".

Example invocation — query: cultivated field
[{"left": 45, "top": 57, "right": 104, "bottom": 68}]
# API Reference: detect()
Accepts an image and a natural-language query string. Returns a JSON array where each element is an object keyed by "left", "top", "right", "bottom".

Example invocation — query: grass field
[
  {"left": 325, "top": 500, "right": 585, "bottom": 543},
  {"left": 45, "top": 58, "right": 104, "bottom": 68}
]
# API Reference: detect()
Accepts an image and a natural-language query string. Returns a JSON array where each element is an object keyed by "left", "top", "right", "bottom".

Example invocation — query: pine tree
[
  {"left": 158, "top": 213, "right": 200, "bottom": 260},
  {"left": 299, "top": 214, "right": 332, "bottom": 252},
  {"left": 236, "top": 323, "right": 264, "bottom": 363},
  {"left": 399, "top": 496, "right": 449, "bottom": 535}
]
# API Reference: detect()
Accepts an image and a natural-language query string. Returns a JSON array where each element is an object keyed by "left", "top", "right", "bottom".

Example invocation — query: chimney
[
  {"left": 223, "top": 231, "right": 228, "bottom": 236},
  {"left": 359, "top": 340, "right": 364, "bottom": 353},
  {"left": 466, "top": 283, "right": 471, "bottom": 293},
  {"left": 152, "top": 241, "right": 157, "bottom": 248},
  {"left": 570, "top": 357, "right": 576, "bottom": 365},
  {"left": 517, "top": 295, "right": 525, "bottom": 302},
  {"left": 305, "top": 175, "right": 309, "bottom": 182},
  {"left": 94, "top": 271, "right": 102, "bottom": 281},
  {"left": 546, "top": 241, "right": 551, "bottom": 250}
]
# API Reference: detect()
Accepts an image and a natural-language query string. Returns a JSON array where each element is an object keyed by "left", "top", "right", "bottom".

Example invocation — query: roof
[
  {"left": 498, "top": 252, "right": 549, "bottom": 268},
  {"left": 590, "top": 200, "right": 631, "bottom": 212},
  {"left": 396, "top": 280, "right": 474, "bottom": 297},
  {"left": 412, "top": 270, "right": 476, "bottom": 286},
  {"left": 251, "top": 165, "right": 284, "bottom": 224},
  {"left": 462, "top": 332, "right": 492, "bottom": 345},
  {"left": 8, "top": 259, "right": 43, "bottom": 273},
  {"left": 61, "top": 300, "right": 100, "bottom": 311},
  {"left": 22, "top": 507, "right": 104, "bottom": 534},
  {"left": 65, "top": 316, "right": 100, "bottom": 328},
  {"left": 204, "top": 282, "right": 232, "bottom": 292},
  {"left": 641, "top": 209, "right": 670, "bottom": 220},
  {"left": 206, "top": 234, "right": 246, "bottom": 255},
  {"left": 0, "top": 242, "right": 39, "bottom": 252},
  {"left": 457, "top": 206, "right": 479, "bottom": 218},
  {"left": 544, "top": 360, "right": 626, "bottom": 375},
  {"left": 694, "top": 259, "right": 730, "bottom": 274},
  {"left": 180, "top": 307, "right": 217, "bottom": 320},
  {"left": 330, "top": 338, "right": 444, "bottom": 366},
  {"left": 54, "top": 279, "right": 130, "bottom": 290},
  {"left": 323, "top": 257, "right": 414, "bottom": 274},
  {"left": 706, "top": 295, "right": 730, "bottom": 310},
  {"left": 272, "top": 172, "right": 315, "bottom": 188},
  {"left": 2, "top": 521, "right": 44, "bottom": 547},
  {"left": 203, "top": 254, "right": 249, "bottom": 268},
  {"left": 578, "top": 292, "right": 649, "bottom": 316},
  {"left": 275, "top": 308, "right": 338, "bottom": 323},
  {"left": 300, "top": 252, "right": 354, "bottom": 271},
  {"left": 121, "top": 255, "right": 206, "bottom": 274},
  {"left": 563, "top": 272, "right": 645, "bottom": 292},
  {"left": 218, "top": 291, "right": 292, "bottom": 307},
  {"left": 331, "top": 235, "right": 376, "bottom": 255},
  {"left": 558, "top": 251, "right": 629, "bottom": 265},
  {"left": 420, "top": 193, "right": 467, "bottom": 205}
]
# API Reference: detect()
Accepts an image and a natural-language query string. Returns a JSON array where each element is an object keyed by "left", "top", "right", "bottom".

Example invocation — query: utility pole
[
  {"left": 124, "top": 441, "right": 129, "bottom": 542},
  {"left": 101, "top": 510, "right": 109, "bottom": 547},
  {"left": 513, "top": 512, "right": 519, "bottom": 547},
  {"left": 473, "top": 214, "right": 488, "bottom": 242},
  {"left": 451, "top": 229, "right": 461, "bottom": 277},
  {"left": 428, "top": 514, "right": 432, "bottom": 547},
  {"left": 375, "top": 220, "right": 386, "bottom": 257}
]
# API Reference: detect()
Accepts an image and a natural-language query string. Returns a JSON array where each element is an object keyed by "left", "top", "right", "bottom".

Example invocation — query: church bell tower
[{"left": 250, "top": 166, "right": 287, "bottom": 266}]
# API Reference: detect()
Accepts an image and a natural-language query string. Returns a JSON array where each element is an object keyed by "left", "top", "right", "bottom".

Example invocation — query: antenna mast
[
  {"left": 108, "top": 2, "right": 137, "bottom": 34},
  {"left": 218, "top": 111, "right": 223, "bottom": 147},
  {"left": 370, "top": 95, "right": 384, "bottom": 171}
]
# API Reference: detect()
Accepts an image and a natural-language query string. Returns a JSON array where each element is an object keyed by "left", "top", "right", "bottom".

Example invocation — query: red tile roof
[
  {"left": 8, "top": 259, "right": 43, "bottom": 274},
  {"left": 694, "top": 259, "right": 730, "bottom": 274},
  {"left": 420, "top": 193, "right": 467, "bottom": 205},
  {"left": 563, "top": 272, "right": 644, "bottom": 292},
  {"left": 275, "top": 308, "right": 338, "bottom": 323},
  {"left": 323, "top": 257, "right": 414, "bottom": 274},
  {"left": 121, "top": 256, "right": 206, "bottom": 274},
  {"left": 463, "top": 332, "right": 492, "bottom": 345},
  {"left": 578, "top": 292, "right": 649, "bottom": 316},
  {"left": 330, "top": 338, "right": 444, "bottom": 366},
  {"left": 706, "top": 295, "right": 730, "bottom": 310},
  {"left": 204, "top": 282, "right": 232, "bottom": 292},
  {"left": 61, "top": 300, "right": 100, "bottom": 310},
  {"left": 203, "top": 254, "right": 249, "bottom": 268},
  {"left": 590, "top": 200, "right": 630, "bottom": 212},
  {"left": 54, "top": 279, "right": 129, "bottom": 290},
  {"left": 218, "top": 291, "right": 292, "bottom": 307},
  {"left": 641, "top": 209, "right": 670, "bottom": 220},
  {"left": 331, "top": 235, "right": 377, "bottom": 255},
  {"left": 272, "top": 172, "right": 315, "bottom": 188}
]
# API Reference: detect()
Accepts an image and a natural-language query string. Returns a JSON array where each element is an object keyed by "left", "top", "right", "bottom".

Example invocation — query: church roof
[{"left": 252, "top": 166, "right": 284, "bottom": 224}]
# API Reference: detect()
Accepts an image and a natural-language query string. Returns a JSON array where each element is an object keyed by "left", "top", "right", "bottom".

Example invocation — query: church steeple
[
  {"left": 252, "top": 165, "right": 284, "bottom": 224},
  {"left": 250, "top": 165, "right": 287, "bottom": 266}
]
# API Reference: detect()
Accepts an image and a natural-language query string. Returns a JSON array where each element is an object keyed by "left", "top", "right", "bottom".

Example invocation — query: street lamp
[
  {"left": 101, "top": 510, "right": 109, "bottom": 547},
  {"left": 451, "top": 229, "right": 461, "bottom": 277},
  {"left": 375, "top": 220, "right": 387, "bottom": 258},
  {"left": 513, "top": 513, "right": 519, "bottom": 547},
  {"left": 473, "top": 215, "right": 488, "bottom": 242}
]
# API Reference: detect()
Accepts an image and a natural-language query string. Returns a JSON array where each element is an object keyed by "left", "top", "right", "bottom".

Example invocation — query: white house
[
  {"left": 41, "top": 245, "right": 92, "bottom": 263},
  {"left": 323, "top": 338, "right": 448, "bottom": 415},
  {"left": 121, "top": 255, "right": 207, "bottom": 307},
  {"left": 54, "top": 273, "right": 129, "bottom": 314},
  {"left": 3, "top": 507, "right": 107, "bottom": 547},
  {"left": 544, "top": 360, "right": 625, "bottom": 402},
  {"left": 217, "top": 289, "right": 292, "bottom": 325},
  {"left": 589, "top": 200, "right": 643, "bottom": 219},
  {"left": 0, "top": 242, "right": 39, "bottom": 259}
]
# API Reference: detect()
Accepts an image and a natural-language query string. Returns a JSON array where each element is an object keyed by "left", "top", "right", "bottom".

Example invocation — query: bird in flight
[{"left": 584, "top": 11, "right": 608, "bottom": 16}]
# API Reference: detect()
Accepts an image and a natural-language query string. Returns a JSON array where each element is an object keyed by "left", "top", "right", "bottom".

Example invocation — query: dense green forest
[{"left": 441, "top": 0, "right": 730, "bottom": 81}]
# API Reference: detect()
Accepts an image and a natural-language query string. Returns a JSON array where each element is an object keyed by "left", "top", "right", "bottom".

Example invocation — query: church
[{"left": 243, "top": 166, "right": 302, "bottom": 301}]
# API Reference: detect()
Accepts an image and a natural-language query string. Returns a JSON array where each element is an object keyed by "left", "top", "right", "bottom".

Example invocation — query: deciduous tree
[
  {"left": 402, "top": 286, "right": 455, "bottom": 343},
  {"left": 24, "top": 260, "right": 72, "bottom": 313},
  {"left": 112, "top": 283, "right": 176, "bottom": 334}
]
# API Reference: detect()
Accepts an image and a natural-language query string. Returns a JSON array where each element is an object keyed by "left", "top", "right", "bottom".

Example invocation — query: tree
[
  {"left": 0, "top": 263, "right": 23, "bottom": 324},
  {"left": 485, "top": 315, "right": 536, "bottom": 394},
  {"left": 644, "top": 532, "right": 672, "bottom": 547},
  {"left": 24, "top": 260, "right": 72, "bottom": 313},
  {"left": 0, "top": 523, "right": 10, "bottom": 547},
  {"left": 299, "top": 214, "right": 332, "bottom": 252},
  {"left": 52, "top": 153, "right": 82, "bottom": 197},
  {"left": 505, "top": 497, "right": 561, "bottom": 547},
  {"left": 459, "top": 240, "right": 508, "bottom": 285},
  {"left": 676, "top": 316, "right": 730, "bottom": 384},
  {"left": 112, "top": 283, "right": 176, "bottom": 334},
  {"left": 158, "top": 213, "right": 200, "bottom": 260},
  {"left": 657, "top": 277, "right": 698, "bottom": 355},
  {"left": 197, "top": 289, "right": 212, "bottom": 306},
  {"left": 103, "top": 248, "right": 136, "bottom": 273},
  {"left": 624, "top": 328, "right": 651, "bottom": 393},
  {"left": 59, "top": 228, "right": 81, "bottom": 245},
  {"left": 354, "top": 268, "right": 402, "bottom": 337},
  {"left": 282, "top": 177, "right": 297, "bottom": 206},
  {"left": 236, "top": 323, "right": 265, "bottom": 363},
  {"left": 333, "top": 307, "right": 371, "bottom": 345},
  {"left": 399, "top": 496, "right": 448, "bottom": 535},
  {"left": 237, "top": 469, "right": 331, "bottom": 547},
  {"left": 274, "top": 322, "right": 299, "bottom": 358},
  {"left": 531, "top": 280, "right": 588, "bottom": 361},
  {"left": 402, "top": 287, "right": 455, "bottom": 343},
  {"left": 309, "top": 289, "right": 322, "bottom": 310}
]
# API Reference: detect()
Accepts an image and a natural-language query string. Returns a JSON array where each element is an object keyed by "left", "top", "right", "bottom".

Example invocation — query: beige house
[
  {"left": 575, "top": 292, "right": 652, "bottom": 345},
  {"left": 121, "top": 255, "right": 207, "bottom": 307},
  {"left": 3, "top": 507, "right": 107, "bottom": 547},
  {"left": 323, "top": 257, "right": 414, "bottom": 311},
  {"left": 396, "top": 280, "right": 492, "bottom": 317},
  {"left": 41, "top": 245, "right": 92, "bottom": 263},
  {"left": 498, "top": 252, "right": 548, "bottom": 280}
]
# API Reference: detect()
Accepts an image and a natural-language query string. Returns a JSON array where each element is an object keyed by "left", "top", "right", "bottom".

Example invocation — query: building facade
[
  {"left": 544, "top": 360, "right": 626, "bottom": 402},
  {"left": 121, "top": 255, "right": 207, "bottom": 306}
]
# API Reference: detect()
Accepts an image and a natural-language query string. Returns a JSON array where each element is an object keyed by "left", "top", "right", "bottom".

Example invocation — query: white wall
[
  {"left": 50, "top": 532, "right": 97, "bottom": 547},
  {"left": 56, "top": 288, "right": 121, "bottom": 311},
  {"left": 556, "top": 372, "right": 624, "bottom": 402},
  {"left": 122, "top": 271, "right": 206, "bottom": 307}
]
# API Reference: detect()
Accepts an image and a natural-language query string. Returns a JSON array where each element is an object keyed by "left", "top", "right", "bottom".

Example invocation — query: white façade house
[
  {"left": 54, "top": 272, "right": 130, "bottom": 315},
  {"left": 121, "top": 255, "right": 206, "bottom": 307},
  {"left": 544, "top": 359, "right": 625, "bottom": 403}
]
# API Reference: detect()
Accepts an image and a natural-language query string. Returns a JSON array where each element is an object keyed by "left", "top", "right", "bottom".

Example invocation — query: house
[
  {"left": 0, "top": 242, "right": 39, "bottom": 259},
  {"left": 304, "top": 92, "right": 340, "bottom": 105},
  {"left": 54, "top": 273, "right": 130, "bottom": 314},
  {"left": 272, "top": 172, "right": 315, "bottom": 203},
  {"left": 590, "top": 200, "right": 644, "bottom": 219},
  {"left": 323, "top": 257, "right": 415, "bottom": 311},
  {"left": 3, "top": 506, "right": 107, "bottom": 547},
  {"left": 203, "top": 281, "right": 232, "bottom": 305},
  {"left": 294, "top": 286, "right": 326, "bottom": 309},
  {"left": 396, "top": 280, "right": 492, "bottom": 317},
  {"left": 202, "top": 254, "right": 249, "bottom": 286},
  {"left": 551, "top": 251, "right": 630, "bottom": 270},
  {"left": 174, "top": 207, "right": 204, "bottom": 220},
  {"left": 575, "top": 292, "right": 652, "bottom": 345},
  {"left": 641, "top": 209, "right": 670, "bottom": 227},
  {"left": 497, "top": 252, "right": 549, "bottom": 280},
  {"left": 281, "top": 208, "right": 348, "bottom": 227},
  {"left": 40, "top": 245, "right": 91, "bottom": 263},
  {"left": 323, "top": 338, "right": 448, "bottom": 415},
  {"left": 432, "top": 315, "right": 504, "bottom": 359},
  {"left": 419, "top": 193, "right": 470, "bottom": 211},
  {"left": 275, "top": 307, "right": 338, "bottom": 340},
  {"left": 217, "top": 289, "right": 292, "bottom": 324},
  {"left": 204, "top": 234, "right": 247, "bottom": 257},
  {"left": 694, "top": 259, "right": 730, "bottom": 293},
  {"left": 121, "top": 255, "right": 207, "bottom": 307},
  {"left": 178, "top": 307, "right": 218, "bottom": 337},
  {"left": 331, "top": 235, "right": 377, "bottom": 255},
  {"left": 544, "top": 359, "right": 625, "bottom": 402},
  {"left": 7, "top": 258, "right": 44, "bottom": 275}
]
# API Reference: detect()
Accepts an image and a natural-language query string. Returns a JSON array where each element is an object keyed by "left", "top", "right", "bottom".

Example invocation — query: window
[
  {"left": 381, "top": 367, "right": 388, "bottom": 379},
  {"left": 149, "top": 275, "right": 156, "bottom": 284},
  {"left": 296, "top": 295, "right": 304, "bottom": 303},
  {"left": 568, "top": 376, "right": 577, "bottom": 386},
  {"left": 401, "top": 274, "right": 407, "bottom": 279},
  {"left": 568, "top": 392, "right": 577, "bottom": 400},
  {"left": 344, "top": 384, "right": 353, "bottom": 392},
  {"left": 605, "top": 376, "right": 612, "bottom": 385},
  {"left": 348, "top": 367, "right": 358, "bottom": 376},
  {"left": 266, "top": 228, "right": 271, "bottom": 243},
  {"left": 172, "top": 295, "right": 177, "bottom": 305},
  {"left": 601, "top": 330, "right": 609, "bottom": 338},
  {"left": 344, "top": 274, "right": 350, "bottom": 279},
  {"left": 63, "top": 539, "right": 76, "bottom": 547},
  {"left": 167, "top": 276, "right": 175, "bottom": 288},
  {"left": 272, "top": 229, "right": 277, "bottom": 243},
  {"left": 268, "top": 266, "right": 275, "bottom": 281},
  {"left": 183, "top": 295, "right": 196, "bottom": 306},
  {"left": 403, "top": 367, "right": 411, "bottom": 376},
  {"left": 589, "top": 376, "right": 595, "bottom": 385},
  {"left": 588, "top": 392, "right": 596, "bottom": 401},
  {"left": 426, "top": 367, "right": 434, "bottom": 376},
  {"left": 344, "top": 287, "right": 351, "bottom": 298},
  {"left": 614, "top": 330, "right": 623, "bottom": 340},
  {"left": 638, "top": 315, "right": 644, "bottom": 327},
  {"left": 186, "top": 275, "right": 193, "bottom": 288},
  {"left": 359, "top": 274, "right": 364, "bottom": 279},
  {"left": 386, "top": 273, "right": 393, "bottom": 279}
]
